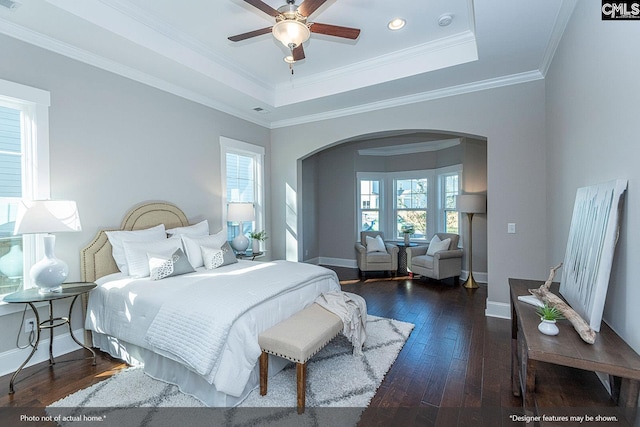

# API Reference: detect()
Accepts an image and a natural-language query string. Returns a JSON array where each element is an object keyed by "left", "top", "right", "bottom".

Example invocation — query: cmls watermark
[{"left": 602, "top": 1, "right": 640, "bottom": 19}]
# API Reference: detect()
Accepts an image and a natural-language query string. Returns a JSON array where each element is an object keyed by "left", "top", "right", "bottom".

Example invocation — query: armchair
[
  {"left": 406, "top": 233, "right": 462, "bottom": 283},
  {"left": 354, "top": 231, "right": 399, "bottom": 278}
]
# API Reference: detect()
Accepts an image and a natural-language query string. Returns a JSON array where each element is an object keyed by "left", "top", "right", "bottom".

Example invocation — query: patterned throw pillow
[
  {"left": 148, "top": 248, "right": 195, "bottom": 281},
  {"left": 201, "top": 241, "right": 238, "bottom": 270}
]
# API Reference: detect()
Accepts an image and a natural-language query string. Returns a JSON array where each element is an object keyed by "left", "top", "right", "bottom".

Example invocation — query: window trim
[
  {"left": 356, "top": 173, "right": 384, "bottom": 236},
  {"left": 0, "top": 79, "right": 50, "bottom": 312},
  {"left": 356, "top": 165, "right": 462, "bottom": 243},
  {"left": 437, "top": 164, "right": 463, "bottom": 234},
  {"left": 220, "top": 136, "right": 265, "bottom": 249}
]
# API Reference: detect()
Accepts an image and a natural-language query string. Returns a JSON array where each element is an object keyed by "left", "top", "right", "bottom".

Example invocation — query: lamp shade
[
  {"left": 456, "top": 194, "right": 486, "bottom": 214},
  {"left": 272, "top": 20, "right": 310, "bottom": 49},
  {"left": 13, "top": 200, "right": 82, "bottom": 234},
  {"left": 227, "top": 202, "right": 255, "bottom": 222}
]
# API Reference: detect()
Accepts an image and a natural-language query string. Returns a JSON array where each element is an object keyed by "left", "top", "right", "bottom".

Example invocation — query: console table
[{"left": 510, "top": 278, "right": 640, "bottom": 412}]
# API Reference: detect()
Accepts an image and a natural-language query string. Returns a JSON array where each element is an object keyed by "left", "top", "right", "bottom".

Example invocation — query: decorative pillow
[
  {"left": 123, "top": 237, "right": 182, "bottom": 278},
  {"left": 148, "top": 248, "right": 195, "bottom": 281},
  {"left": 426, "top": 235, "right": 452, "bottom": 256},
  {"left": 166, "top": 220, "right": 209, "bottom": 237},
  {"left": 182, "top": 230, "right": 227, "bottom": 268},
  {"left": 365, "top": 235, "right": 387, "bottom": 253},
  {"left": 105, "top": 224, "right": 166, "bottom": 275},
  {"left": 201, "top": 241, "right": 238, "bottom": 270}
]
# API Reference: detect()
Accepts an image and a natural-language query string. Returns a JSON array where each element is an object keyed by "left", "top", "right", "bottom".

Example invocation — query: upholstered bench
[{"left": 258, "top": 303, "right": 343, "bottom": 413}]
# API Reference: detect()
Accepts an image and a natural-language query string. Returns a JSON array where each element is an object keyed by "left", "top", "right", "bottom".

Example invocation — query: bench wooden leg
[
  {"left": 296, "top": 362, "right": 306, "bottom": 414},
  {"left": 260, "top": 351, "right": 268, "bottom": 396}
]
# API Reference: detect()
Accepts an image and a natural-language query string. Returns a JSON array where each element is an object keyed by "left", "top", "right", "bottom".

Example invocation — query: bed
[{"left": 80, "top": 202, "right": 341, "bottom": 407}]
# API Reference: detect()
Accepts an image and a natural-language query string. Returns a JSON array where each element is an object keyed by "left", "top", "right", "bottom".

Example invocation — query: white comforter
[{"left": 85, "top": 260, "right": 340, "bottom": 397}]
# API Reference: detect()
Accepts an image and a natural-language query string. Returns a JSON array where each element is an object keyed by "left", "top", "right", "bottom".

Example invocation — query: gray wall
[
  {"left": 273, "top": 80, "right": 548, "bottom": 317},
  {"left": 545, "top": 2, "right": 640, "bottom": 352},
  {"left": 0, "top": 34, "right": 270, "bottom": 357},
  {"left": 301, "top": 137, "right": 488, "bottom": 277}
]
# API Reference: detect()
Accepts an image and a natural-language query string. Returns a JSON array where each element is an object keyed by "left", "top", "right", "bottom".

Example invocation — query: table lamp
[
  {"left": 456, "top": 194, "right": 486, "bottom": 289},
  {"left": 13, "top": 200, "right": 82, "bottom": 293},
  {"left": 227, "top": 202, "right": 254, "bottom": 254}
]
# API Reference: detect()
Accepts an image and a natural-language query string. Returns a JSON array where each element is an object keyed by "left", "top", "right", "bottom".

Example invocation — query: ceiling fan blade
[
  {"left": 228, "top": 27, "right": 273, "bottom": 42},
  {"left": 310, "top": 22, "right": 361, "bottom": 40},
  {"left": 292, "top": 44, "right": 305, "bottom": 61},
  {"left": 297, "top": 0, "right": 327, "bottom": 17},
  {"left": 244, "top": 0, "right": 281, "bottom": 17}
]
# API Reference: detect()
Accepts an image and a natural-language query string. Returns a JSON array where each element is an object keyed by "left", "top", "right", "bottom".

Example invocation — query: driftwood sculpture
[{"left": 529, "top": 263, "right": 597, "bottom": 344}]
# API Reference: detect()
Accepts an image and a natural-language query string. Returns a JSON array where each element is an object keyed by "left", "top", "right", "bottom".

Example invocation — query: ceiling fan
[{"left": 228, "top": 0, "right": 361, "bottom": 67}]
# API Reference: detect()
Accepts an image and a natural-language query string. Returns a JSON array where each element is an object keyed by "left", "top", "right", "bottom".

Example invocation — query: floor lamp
[{"left": 456, "top": 194, "right": 486, "bottom": 289}]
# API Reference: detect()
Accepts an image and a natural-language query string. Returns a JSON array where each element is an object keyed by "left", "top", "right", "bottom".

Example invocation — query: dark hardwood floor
[{"left": 0, "top": 268, "right": 626, "bottom": 426}]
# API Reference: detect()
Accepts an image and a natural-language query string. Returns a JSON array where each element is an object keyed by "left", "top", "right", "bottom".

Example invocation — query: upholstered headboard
[{"left": 80, "top": 202, "right": 189, "bottom": 282}]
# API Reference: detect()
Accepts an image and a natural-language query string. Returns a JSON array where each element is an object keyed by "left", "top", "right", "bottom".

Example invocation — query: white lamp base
[
  {"left": 232, "top": 234, "right": 250, "bottom": 255},
  {"left": 31, "top": 235, "right": 68, "bottom": 294}
]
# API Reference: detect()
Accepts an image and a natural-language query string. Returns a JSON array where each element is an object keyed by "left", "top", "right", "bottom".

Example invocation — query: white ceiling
[{"left": 0, "top": 0, "right": 576, "bottom": 128}]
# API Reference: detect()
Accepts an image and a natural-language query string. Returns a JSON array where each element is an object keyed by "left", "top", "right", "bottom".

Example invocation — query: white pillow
[
  {"left": 148, "top": 248, "right": 195, "bottom": 281},
  {"left": 427, "top": 235, "right": 452, "bottom": 256},
  {"left": 123, "top": 237, "right": 182, "bottom": 278},
  {"left": 365, "top": 234, "right": 387, "bottom": 253},
  {"left": 166, "top": 220, "right": 209, "bottom": 237},
  {"left": 201, "top": 246, "right": 225, "bottom": 270},
  {"left": 182, "top": 230, "right": 227, "bottom": 268},
  {"left": 105, "top": 224, "right": 166, "bottom": 275}
]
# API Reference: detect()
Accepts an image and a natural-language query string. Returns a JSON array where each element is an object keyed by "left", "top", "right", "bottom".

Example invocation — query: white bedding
[{"left": 85, "top": 260, "right": 341, "bottom": 401}]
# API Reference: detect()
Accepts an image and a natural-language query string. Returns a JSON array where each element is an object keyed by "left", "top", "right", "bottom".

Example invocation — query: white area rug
[{"left": 47, "top": 315, "right": 413, "bottom": 427}]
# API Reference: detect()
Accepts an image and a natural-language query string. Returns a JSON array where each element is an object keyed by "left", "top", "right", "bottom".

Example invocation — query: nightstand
[
  {"left": 3, "top": 282, "right": 97, "bottom": 394},
  {"left": 236, "top": 251, "right": 264, "bottom": 261}
]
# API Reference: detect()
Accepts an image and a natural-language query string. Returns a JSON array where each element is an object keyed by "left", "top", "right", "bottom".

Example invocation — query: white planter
[
  {"left": 538, "top": 318, "right": 559, "bottom": 336},
  {"left": 252, "top": 239, "right": 260, "bottom": 253}
]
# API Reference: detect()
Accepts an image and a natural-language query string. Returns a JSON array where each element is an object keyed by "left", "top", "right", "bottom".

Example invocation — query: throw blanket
[
  {"left": 145, "top": 261, "right": 339, "bottom": 388},
  {"left": 315, "top": 291, "right": 367, "bottom": 356}
]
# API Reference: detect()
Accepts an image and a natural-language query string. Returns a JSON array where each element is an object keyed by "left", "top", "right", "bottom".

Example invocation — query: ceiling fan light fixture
[
  {"left": 272, "top": 20, "right": 310, "bottom": 49},
  {"left": 284, "top": 55, "right": 296, "bottom": 64},
  {"left": 387, "top": 18, "right": 406, "bottom": 31}
]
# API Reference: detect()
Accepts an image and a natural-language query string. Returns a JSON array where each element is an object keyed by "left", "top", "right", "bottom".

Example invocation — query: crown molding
[
  {"left": 274, "top": 31, "right": 478, "bottom": 107},
  {"left": 0, "top": 18, "right": 271, "bottom": 128},
  {"left": 539, "top": 0, "right": 578, "bottom": 76},
  {"left": 270, "top": 70, "right": 545, "bottom": 128},
  {"left": 358, "top": 139, "right": 461, "bottom": 157}
]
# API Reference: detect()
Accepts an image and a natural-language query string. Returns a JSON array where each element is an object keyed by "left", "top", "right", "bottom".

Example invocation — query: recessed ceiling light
[
  {"left": 387, "top": 18, "right": 406, "bottom": 31},
  {"left": 438, "top": 14, "right": 453, "bottom": 27}
]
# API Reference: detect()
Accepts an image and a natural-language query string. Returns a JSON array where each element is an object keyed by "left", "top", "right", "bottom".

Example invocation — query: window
[
  {"left": 0, "top": 79, "right": 50, "bottom": 299},
  {"left": 395, "top": 177, "right": 428, "bottom": 240},
  {"left": 356, "top": 166, "right": 461, "bottom": 242},
  {"left": 220, "top": 137, "right": 265, "bottom": 248},
  {"left": 359, "top": 179, "right": 380, "bottom": 232},
  {"left": 440, "top": 170, "right": 461, "bottom": 234}
]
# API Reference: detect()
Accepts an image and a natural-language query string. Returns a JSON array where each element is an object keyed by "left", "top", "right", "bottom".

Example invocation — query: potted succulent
[
  {"left": 249, "top": 230, "right": 267, "bottom": 253},
  {"left": 536, "top": 303, "right": 565, "bottom": 336}
]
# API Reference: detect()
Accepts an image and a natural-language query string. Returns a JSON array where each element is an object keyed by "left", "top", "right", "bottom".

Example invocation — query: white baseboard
[
  {"left": 485, "top": 300, "right": 511, "bottom": 319},
  {"left": 460, "top": 270, "right": 488, "bottom": 284},
  {"left": 0, "top": 328, "right": 88, "bottom": 377},
  {"left": 316, "top": 257, "right": 358, "bottom": 268}
]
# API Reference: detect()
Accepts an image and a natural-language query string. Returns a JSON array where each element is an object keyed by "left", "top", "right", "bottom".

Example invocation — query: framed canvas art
[{"left": 559, "top": 179, "right": 627, "bottom": 332}]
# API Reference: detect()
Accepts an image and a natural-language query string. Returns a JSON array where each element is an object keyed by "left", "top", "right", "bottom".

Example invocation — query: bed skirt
[{"left": 91, "top": 332, "right": 289, "bottom": 407}]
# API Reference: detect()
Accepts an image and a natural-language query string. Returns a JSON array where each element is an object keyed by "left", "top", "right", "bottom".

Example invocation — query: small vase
[
  {"left": 252, "top": 239, "right": 260, "bottom": 254},
  {"left": 404, "top": 234, "right": 410, "bottom": 246},
  {"left": 538, "top": 318, "right": 559, "bottom": 336}
]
